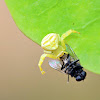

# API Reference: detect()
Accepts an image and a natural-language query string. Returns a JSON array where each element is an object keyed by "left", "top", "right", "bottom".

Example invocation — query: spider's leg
[
  {"left": 61, "top": 29, "right": 80, "bottom": 49},
  {"left": 63, "top": 51, "right": 68, "bottom": 55},
  {"left": 38, "top": 54, "right": 57, "bottom": 75},
  {"left": 38, "top": 54, "right": 47, "bottom": 75}
]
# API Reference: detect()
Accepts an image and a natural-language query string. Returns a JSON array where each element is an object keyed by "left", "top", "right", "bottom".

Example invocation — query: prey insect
[{"left": 49, "top": 44, "right": 87, "bottom": 82}]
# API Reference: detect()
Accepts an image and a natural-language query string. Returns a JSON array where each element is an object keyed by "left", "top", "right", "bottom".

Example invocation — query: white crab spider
[{"left": 38, "top": 29, "right": 80, "bottom": 74}]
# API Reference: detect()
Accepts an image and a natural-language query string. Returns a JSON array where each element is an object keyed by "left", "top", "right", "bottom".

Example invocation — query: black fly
[
  {"left": 49, "top": 44, "right": 87, "bottom": 82},
  {"left": 60, "top": 54, "right": 86, "bottom": 82}
]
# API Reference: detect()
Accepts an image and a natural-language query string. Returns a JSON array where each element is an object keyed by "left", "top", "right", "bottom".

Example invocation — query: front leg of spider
[
  {"left": 61, "top": 29, "right": 80, "bottom": 50},
  {"left": 38, "top": 54, "right": 57, "bottom": 75}
]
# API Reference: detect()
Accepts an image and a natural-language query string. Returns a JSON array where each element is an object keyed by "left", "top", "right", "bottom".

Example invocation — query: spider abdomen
[{"left": 41, "top": 33, "right": 59, "bottom": 51}]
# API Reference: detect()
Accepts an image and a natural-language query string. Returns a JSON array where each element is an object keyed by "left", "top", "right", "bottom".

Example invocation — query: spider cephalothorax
[{"left": 38, "top": 29, "right": 80, "bottom": 74}]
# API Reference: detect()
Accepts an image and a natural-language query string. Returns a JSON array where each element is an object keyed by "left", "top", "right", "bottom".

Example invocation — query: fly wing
[
  {"left": 65, "top": 44, "right": 79, "bottom": 61},
  {"left": 48, "top": 60, "right": 65, "bottom": 74}
]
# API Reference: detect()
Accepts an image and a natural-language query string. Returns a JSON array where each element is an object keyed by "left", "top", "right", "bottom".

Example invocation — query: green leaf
[{"left": 5, "top": 0, "right": 100, "bottom": 74}]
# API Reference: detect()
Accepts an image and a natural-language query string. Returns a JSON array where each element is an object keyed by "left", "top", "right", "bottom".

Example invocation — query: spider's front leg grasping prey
[{"left": 38, "top": 29, "right": 80, "bottom": 74}]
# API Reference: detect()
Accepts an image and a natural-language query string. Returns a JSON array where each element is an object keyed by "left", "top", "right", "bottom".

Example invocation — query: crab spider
[{"left": 38, "top": 29, "right": 80, "bottom": 74}]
